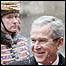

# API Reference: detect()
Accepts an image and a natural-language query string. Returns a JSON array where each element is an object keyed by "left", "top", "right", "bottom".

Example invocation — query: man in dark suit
[{"left": 7, "top": 16, "right": 65, "bottom": 65}]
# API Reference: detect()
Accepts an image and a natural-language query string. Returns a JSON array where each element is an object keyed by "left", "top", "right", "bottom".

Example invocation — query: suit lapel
[{"left": 58, "top": 53, "right": 65, "bottom": 65}]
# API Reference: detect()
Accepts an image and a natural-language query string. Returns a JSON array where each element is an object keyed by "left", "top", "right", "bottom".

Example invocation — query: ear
[{"left": 56, "top": 37, "right": 64, "bottom": 49}]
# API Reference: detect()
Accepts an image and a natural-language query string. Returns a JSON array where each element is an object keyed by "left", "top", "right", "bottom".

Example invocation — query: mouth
[
  {"left": 12, "top": 25, "right": 17, "bottom": 29},
  {"left": 34, "top": 52, "right": 45, "bottom": 56}
]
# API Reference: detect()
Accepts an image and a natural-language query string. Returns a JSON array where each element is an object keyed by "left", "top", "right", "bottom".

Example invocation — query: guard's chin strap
[{"left": 1, "top": 19, "right": 12, "bottom": 33}]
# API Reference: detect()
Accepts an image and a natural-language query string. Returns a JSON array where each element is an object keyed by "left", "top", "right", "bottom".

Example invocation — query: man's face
[
  {"left": 2, "top": 13, "right": 21, "bottom": 33},
  {"left": 30, "top": 24, "right": 58, "bottom": 64}
]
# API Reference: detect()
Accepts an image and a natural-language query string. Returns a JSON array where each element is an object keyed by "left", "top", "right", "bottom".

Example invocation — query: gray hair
[{"left": 31, "top": 16, "right": 65, "bottom": 40}]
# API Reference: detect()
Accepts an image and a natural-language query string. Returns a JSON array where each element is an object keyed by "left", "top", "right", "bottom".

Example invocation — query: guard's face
[
  {"left": 2, "top": 13, "right": 21, "bottom": 33},
  {"left": 30, "top": 24, "right": 58, "bottom": 64}
]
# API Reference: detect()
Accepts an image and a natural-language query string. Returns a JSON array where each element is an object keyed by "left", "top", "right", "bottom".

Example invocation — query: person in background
[
  {"left": 1, "top": 1, "right": 30, "bottom": 65},
  {"left": 7, "top": 16, "right": 65, "bottom": 65}
]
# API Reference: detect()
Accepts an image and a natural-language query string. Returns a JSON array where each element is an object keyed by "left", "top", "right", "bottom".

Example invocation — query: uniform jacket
[
  {"left": 1, "top": 31, "right": 30, "bottom": 65},
  {"left": 7, "top": 53, "right": 65, "bottom": 65}
]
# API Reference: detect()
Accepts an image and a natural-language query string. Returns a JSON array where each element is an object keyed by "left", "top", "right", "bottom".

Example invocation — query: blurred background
[{"left": 19, "top": 1, "right": 65, "bottom": 56}]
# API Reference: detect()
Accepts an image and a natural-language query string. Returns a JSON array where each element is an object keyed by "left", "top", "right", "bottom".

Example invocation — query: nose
[
  {"left": 13, "top": 17, "right": 18, "bottom": 23},
  {"left": 34, "top": 40, "right": 41, "bottom": 50}
]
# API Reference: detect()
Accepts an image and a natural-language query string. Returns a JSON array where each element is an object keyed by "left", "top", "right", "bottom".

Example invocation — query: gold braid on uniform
[{"left": 1, "top": 31, "right": 18, "bottom": 59}]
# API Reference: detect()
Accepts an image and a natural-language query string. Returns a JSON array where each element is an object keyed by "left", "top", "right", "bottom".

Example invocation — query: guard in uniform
[{"left": 1, "top": 1, "right": 30, "bottom": 65}]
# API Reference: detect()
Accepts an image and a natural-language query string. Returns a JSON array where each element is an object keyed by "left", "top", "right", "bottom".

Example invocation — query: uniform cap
[{"left": 1, "top": 1, "right": 20, "bottom": 16}]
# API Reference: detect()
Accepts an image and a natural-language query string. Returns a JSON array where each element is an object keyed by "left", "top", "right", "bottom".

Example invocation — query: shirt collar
[
  {"left": 52, "top": 53, "right": 59, "bottom": 65},
  {"left": 38, "top": 63, "right": 43, "bottom": 65}
]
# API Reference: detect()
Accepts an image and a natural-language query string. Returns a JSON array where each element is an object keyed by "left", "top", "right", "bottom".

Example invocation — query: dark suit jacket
[{"left": 7, "top": 53, "right": 65, "bottom": 65}]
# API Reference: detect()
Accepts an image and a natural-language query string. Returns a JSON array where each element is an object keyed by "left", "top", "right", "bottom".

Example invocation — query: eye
[
  {"left": 39, "top": 39, "right": 48, "bottom": 43},
  {"left": 39, "top": 40, "right": 44, "bottom": 42},
  {"left": 31, "top": 39, "right": 36, "bottom": 43},
  {"left": 15, "top": 15, "right": 19, "bottom": 18},
  {"left": 7, "top": 16, "right": 13, "bottom": 18}
]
